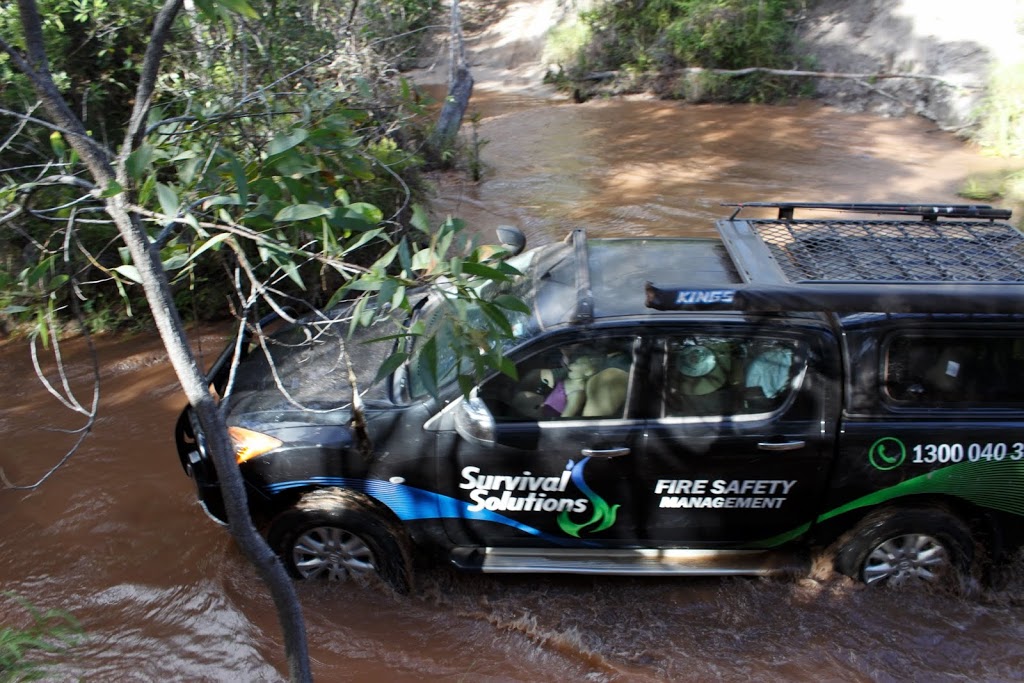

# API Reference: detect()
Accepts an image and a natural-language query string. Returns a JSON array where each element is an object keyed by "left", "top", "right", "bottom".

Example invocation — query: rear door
[
  {"left": 637, "top": 322, "right": 840, "bottom": 547},
  {"left": 826, "top": 323, "right": 1024, "bottom": 521}
]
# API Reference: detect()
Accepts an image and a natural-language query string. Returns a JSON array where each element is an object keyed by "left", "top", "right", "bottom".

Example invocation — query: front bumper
[{"left": 174, "top": 407, "right": 229, "bottom": 525}]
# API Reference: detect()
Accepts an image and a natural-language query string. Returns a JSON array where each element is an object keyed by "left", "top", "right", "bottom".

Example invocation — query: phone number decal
[
  {"left": 913, "top": 442, "right": 1024, "bottom": 464},
  {"left": 868, "top": 437, "right": 1024, "bottom": 470}
]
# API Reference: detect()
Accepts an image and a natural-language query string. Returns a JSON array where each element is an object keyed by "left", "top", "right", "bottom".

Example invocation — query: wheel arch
[
  {"left": 815, "top": 493, "right": 998, "bottom": 551},
  {"left": 826, "top": 496, "right": 981, "bottom": 586},
  {"left": 266, "top": 486, "right": 415, "bottom": 591}
]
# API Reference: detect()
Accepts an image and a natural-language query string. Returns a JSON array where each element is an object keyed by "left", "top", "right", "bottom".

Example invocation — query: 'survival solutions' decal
[{"left": 266, "top": 458, "right": 624, "bottom": 541}]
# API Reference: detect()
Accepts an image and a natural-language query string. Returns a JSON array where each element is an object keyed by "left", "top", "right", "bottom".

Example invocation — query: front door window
[{"left": 445, "top": 335, "right": 644, "bottom": 547}]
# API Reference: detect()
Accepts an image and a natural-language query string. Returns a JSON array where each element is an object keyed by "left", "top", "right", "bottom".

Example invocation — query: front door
[{"left": 443, "top": 334, "right": 646, "bottom": 548}]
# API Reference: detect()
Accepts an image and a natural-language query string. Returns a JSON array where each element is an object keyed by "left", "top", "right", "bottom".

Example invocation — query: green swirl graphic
[
  {"left": 557, "top": 457, "right": 621, "bottom": 537},
  {"left": 753, "top": 458, "right": 1024, "bottom": 548}
]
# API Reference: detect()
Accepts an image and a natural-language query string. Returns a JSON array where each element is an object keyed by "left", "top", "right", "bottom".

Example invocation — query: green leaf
[
  {"left": 100, "top": 180, "right": 124, "bottom": 198},
  {"left": 391, "top": 284, "right": 407, "bottom": 311},
  {"left": 340, "top": 228, "right": 385, "bottom": 256},
  {"left": 156, "top": 183, "right": 179, "bottom": 218},
  {"left": 479, "top": 301, "right": 513, "bottom": 336},
  {"left": 203, "top": 195, "right": 241, "bottom": 208},
  {"left": 331, "top": 202, "right": 383, "bottom": 231},
  {"left": 212, "top": 0, "right": 260, "bottom": 19},
  {"left": 348, "top": 295, "right": 369, "bottom": 338},
  {"left": 112, "top": 265, "right": 143, "bottom": 284},
  {"left": 410, "top": 204, "right": 431, "bottom": 234},
  {"left": 377, "top": 278, "right": 398, "bottom": 310},
  {"left": 411, "top": 248, "right": 436, "bottom": 271},
  {"left": 493, "top": 294, "right": 531, "bottom": 314},
  {"left": 414, "top": 336, "right": 439, "bottom": 398},
  {"left": 267, "top": 129, "right": 309, "bottom": 157},
  {"left": 324, "top": 287, "right": 350, "bottom": 311},
  {"left": 498, "top": 354, "right": 518, "bottom": 379},
  {"left": 161, "top": 252, "right": 190, "bottom": 271},
  {"left": 274, "top": 204, "right": 332, "bottom": 222},
  {"left": 126, "top": 144, "right": 154, "bottom": 180},
  {"left": 461, "top": 261, "right": 510, "bottom": 281},
  {"left": 187, "top": 233, "right": 232, "bottom": 263},
  {"left": 138, "top": 174, "right": 157, "bottom": 207},
  {"left": 373, "top": 352, "right": 408, "bottom": 384},
  {"left": 372, "top": 244, "right": 400, "bottom": 271},
  {"left": 345, "top": 202, "right": 383, "bottom": 224},
  {"left": 24, "top": 255, "right": 56, "bottom": 287},
  {"left": 229, "top": 154, "right": 248, "bottom": 205},
  {"left": 36, "top": 310, "right": 49, "bottom": 348}
]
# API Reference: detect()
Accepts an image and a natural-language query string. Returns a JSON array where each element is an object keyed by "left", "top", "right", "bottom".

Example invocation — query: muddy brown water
[{"left": 4, "top": 93, "right": 1024, "bottom": 682}]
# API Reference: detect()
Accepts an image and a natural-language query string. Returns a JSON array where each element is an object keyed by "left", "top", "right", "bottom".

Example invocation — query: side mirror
[
  {"left": 496, "top": 225, "right": 526, "bottom": 257},
  {"left": 454, "top": 392, "right": 496, "bottom": 448}
]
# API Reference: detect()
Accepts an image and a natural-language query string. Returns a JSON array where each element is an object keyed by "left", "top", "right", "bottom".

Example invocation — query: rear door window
[{"left": 884, "top": 334, "right": 1024, "bottom": 409}]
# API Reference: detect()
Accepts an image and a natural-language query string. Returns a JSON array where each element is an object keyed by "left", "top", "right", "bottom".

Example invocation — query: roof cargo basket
[
  {"left": 647, "top": 202, "right": 1024, "bottom": 314},
  {"left": 723, "top": 202, "right": 1013, "bottom": 222}
]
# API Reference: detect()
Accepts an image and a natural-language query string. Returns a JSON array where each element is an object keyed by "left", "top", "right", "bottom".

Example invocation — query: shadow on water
[{"left": 3, "top": 91, "right": 1024, "bottom": 681}]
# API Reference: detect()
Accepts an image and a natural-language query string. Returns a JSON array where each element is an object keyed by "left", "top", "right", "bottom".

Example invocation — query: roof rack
[
  {"left": 723, "top": 202, "right": 1013, "bottom": 222},
  {"left": 646, "top": 202, "right": 1024, "bottom": 314},
  {"left": 568, "top": 228, "right": 594, "bottom": 322}
]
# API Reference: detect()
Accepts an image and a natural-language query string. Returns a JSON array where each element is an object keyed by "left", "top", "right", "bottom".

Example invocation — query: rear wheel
[
  {"left": 834, "top": 508, "right": 973, "bottom": 588},
  {"left": 268, "top": 489, "right": 411, "bottom": 593}
]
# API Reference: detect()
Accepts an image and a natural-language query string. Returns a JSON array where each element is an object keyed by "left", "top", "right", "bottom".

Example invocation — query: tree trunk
[
  {"left": 427, "top": 0, "right": 473, "bottom": 159},
  {"left": 107, "top": 194, "right": 313, "bottom": 683},
  {"left": 5, "top": 1, "right": 313, "bottom": 680}
]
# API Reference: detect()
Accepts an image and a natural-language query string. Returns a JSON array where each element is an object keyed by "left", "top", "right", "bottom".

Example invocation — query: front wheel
[
  {"left": 833, "top": 508, "right": 974, "bottom": 589},
  {"left": 267, "top": 489, "right": 412, "bottom": 593}
]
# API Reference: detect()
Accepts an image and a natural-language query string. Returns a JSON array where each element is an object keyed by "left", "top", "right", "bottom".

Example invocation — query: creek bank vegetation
[{"left": 0, "top": 594, "right": 81, "bottom": 683}]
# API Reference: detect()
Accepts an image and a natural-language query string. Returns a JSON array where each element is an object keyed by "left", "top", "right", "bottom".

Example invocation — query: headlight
[{"left": 228, "top": 426, "right": 283, "bottom": 463}]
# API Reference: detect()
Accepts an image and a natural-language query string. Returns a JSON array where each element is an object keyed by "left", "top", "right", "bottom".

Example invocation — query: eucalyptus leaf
[
  {"left": 213, "top": 0, "right": 260, "bottom": 20},
  {"left": 373, "top": 352, "right": 408, "bottom": 385},
  {"left": 266, "top": 129, "right": 309, "bottom": 157},
  {"left": 156, "top": 183, "right": 179, "bottom": 218},
  {"left": 275, "top": 204, "right": 332, "bottom": 222},
  {"left": 112, "top": 265, "right": 143, "bottom": 284},
  {"left": 100, "top": 180, "right": 124, "bottom": 198}
]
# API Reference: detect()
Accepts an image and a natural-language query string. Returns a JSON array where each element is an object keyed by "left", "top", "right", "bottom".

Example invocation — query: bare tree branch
[
  {"left": 0, "top": 106, "right": 97, "bottom": 140},
  {"left": 2, "top": 310, "right": 100, "bottom": 491},
  {"left": 123, "top": 0, "right": 186, "bottom": 154}
]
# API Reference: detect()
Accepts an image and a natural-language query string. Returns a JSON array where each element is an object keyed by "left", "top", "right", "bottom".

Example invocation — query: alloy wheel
[
  {"left": 292, "top": 526, "right": 376, "bottom": 581},
  {"left": 862, "top": 533, "right": 949, "bottom": 585}
]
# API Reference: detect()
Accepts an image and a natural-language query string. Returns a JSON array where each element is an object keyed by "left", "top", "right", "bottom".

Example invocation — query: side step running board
[{"left": 449, "top": 547, "right": 806, "bottom": 577}]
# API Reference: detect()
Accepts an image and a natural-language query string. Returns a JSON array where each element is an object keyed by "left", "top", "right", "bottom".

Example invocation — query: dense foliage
[
  {"left": 550, "top": 0, "right": 809, "bottom": 102},
  {"left": 0, "top": 0, "right": 443, "bottom": 332}
]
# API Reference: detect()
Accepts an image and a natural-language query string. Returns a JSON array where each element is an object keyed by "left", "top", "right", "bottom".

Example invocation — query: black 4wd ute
[{"left": 176, "top": 202, "right": 1024, "bottom": 591}]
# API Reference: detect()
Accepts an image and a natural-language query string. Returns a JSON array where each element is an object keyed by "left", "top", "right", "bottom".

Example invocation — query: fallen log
[{"left": 582, "top": 66, "right": 979, "bottom": 91}]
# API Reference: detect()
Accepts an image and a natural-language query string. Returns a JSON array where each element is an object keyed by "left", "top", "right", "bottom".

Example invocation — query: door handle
[
  {"left": 757, "top": 440, "right": 806, "bottom": 452},
  {"left": 581, "top": 447, "right": 631, "bottom": 458}
]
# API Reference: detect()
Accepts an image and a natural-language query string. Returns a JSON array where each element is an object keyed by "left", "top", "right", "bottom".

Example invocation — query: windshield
[{"left": 405, "top": 249, "right": 543, "bottom": 399}]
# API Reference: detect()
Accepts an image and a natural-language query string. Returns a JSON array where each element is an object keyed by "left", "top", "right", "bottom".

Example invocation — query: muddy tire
[
  {"left": 833, "top": 508, "right": 973, "bottom": 589},
  {"left": 267, "top": 488, "right": 412, "bottom": 593}
]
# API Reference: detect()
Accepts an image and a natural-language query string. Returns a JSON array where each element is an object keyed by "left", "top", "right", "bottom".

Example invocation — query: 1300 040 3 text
[{"left": 912, "top": 442, "right": 1024, "bottom": 464}]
